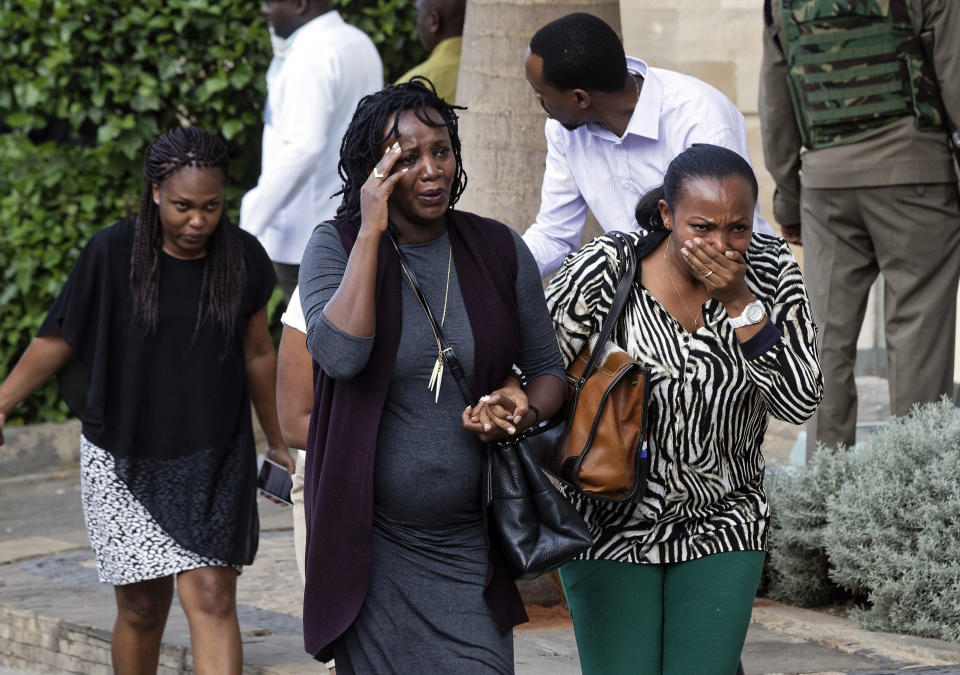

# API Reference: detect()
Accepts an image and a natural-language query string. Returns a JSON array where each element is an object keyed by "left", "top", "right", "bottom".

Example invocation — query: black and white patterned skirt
[{"left": 80, "top": 435, "right": 240, "bottom": 586}]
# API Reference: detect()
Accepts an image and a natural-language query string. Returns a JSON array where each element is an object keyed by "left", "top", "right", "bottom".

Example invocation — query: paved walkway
[
  {"left": 4, "top": 378, "right": 960, "bottom": 673},
  {"left": 3, "top": 471, "right": 960, "bottom": 674}
]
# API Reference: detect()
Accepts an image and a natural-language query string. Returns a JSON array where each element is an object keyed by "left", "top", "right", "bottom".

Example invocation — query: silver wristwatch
[{"left": 728, "top": 300, "right": 765, "bottom": 329}]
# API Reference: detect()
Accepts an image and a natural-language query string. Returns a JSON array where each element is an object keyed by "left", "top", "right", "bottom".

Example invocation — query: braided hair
[
  {"left": 130, "top": 127, "right": 246, "bottom": 358},
  {"left": 335, "top": 76, "right": 467, "bottom": 222}
]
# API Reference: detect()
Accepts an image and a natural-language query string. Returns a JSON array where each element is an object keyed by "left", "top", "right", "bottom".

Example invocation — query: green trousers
[{"left": 559, "top": 551, "right": 765, "bottom": 675}]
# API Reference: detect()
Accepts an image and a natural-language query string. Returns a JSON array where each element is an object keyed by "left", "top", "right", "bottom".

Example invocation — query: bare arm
[
  {"left": 0, "top": 334, "right": 75, "bottom": 445},
  {"left": 276, "top": 326, "right": 313, "bottom": 451},
  {"left": 517, "top": 373, "right": 565, "bottom": 433},
  {"left": 244, "top": 306, "right": 293, "bottom": 473}
]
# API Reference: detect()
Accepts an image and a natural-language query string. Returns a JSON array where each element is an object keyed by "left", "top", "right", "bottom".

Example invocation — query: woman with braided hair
[
  {"left": 0, "top": 127, "right": 288, "bottom": 673},
  {"left": 297, "top": 77, "right": 566, "bottom": 671}
]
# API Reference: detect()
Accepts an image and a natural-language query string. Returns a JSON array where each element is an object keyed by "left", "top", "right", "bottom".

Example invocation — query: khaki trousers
[{"left": 802, "top": 182, "right": 960, "bottom": 454}]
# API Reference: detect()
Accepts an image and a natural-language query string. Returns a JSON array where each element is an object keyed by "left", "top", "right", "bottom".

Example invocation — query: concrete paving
[
  {"left": 3, "top": 470, "right": 960, "bottom": 674},
  {"left": 3, "top": 378, "right": 960, "bottom": 673}
]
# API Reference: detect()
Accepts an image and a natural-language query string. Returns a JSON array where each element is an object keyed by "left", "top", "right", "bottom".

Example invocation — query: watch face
[{"left": 746, "top": 303, "right": 765, "bottom": 323}]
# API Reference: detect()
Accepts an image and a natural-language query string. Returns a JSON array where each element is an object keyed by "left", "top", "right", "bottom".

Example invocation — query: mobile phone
[{"left": 257, "top": 455, "right": 293, "bottom": 505}]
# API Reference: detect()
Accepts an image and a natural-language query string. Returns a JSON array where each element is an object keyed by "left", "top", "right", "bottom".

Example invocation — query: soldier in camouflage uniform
[{"left": 760, "top": 0, "right": 959, "bottom": 456}]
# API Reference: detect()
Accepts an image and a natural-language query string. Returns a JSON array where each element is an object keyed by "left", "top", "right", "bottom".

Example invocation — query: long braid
[
  {"left": 130, "top": 127, "right": 246, "bottom": 358},
  {"left": 335, "top": 76, "right": 467, "bottom": 222}
]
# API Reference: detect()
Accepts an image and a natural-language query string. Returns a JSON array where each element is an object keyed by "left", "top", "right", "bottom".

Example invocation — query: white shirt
[
  {"left": 280, "top": 286, "right": 307, "bottom": 334},
  {"left": 524, "top": 57, "right": 773, "bottom": 278},
  {"left": 241, "top": 12, "right": 383, "bottom": 265}
]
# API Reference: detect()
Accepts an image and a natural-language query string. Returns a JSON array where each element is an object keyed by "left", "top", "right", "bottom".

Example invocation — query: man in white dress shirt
[
  {"left": 242, "top": 0, "right": 382, "bottom": 301},
  {"left": 522, "top": 13, "right": 772, "bottom": 278}
]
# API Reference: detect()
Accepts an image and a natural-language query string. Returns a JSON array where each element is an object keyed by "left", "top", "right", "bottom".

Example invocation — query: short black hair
[
  {"left": 635, "top": 144, "right": 759, "bottom": 231},
  {"left": 335, "top": 76, "right": 467, "bottom": 223},
  {"left": 529, "top": 13, "right": 627, "bottom": 92}
]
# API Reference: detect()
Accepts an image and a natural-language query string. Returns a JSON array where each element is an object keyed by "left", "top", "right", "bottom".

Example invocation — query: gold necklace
[
  {"left": 663, "top": 244, "right": 702, "bottom": 331},
  {"left": 397, "top": 241, "right": 453, "bottom": 403}
]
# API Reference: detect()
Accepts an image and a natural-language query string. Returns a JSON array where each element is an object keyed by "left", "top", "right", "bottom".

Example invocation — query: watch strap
[{"left": 729, "top": 299, "right": 765, "bottom": 329}]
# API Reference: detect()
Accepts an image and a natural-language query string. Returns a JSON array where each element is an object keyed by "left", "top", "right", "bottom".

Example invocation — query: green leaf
[
  {"left": 4, "top": 111, "right": 35, "bottom": 128},
  {"left": 96, "top": 119, "right": 121, "bottom": 144},
  {"left": 221, "top": 119, "right": 244, "bottom": 141}
]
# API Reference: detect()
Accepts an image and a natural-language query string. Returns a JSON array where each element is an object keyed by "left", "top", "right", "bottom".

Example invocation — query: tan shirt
[
  {"left": 759, "top": 0, "right": 960, "bottom": 225},
  {"left": 394, "top": 37, "right": 462, "bottom": 104}
]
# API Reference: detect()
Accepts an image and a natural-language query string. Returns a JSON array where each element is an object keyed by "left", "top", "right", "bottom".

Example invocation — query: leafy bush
[
  {"left": 0, "top": 0, "right": 272, "bottom": 179},
  {"left": 337, "top": 0, "right": 428, "bottom": 83},
  {"left": 824, "top": 399, "right": 960, "bottom": 641},
  {"left": 0, "top": 134, "right": 141, "bottom": 425},
  {"left": 764, "top": 446, "right": 858, "bottom": 607},
  {"left": 765, "top": 400, "right": 960, "bottom": 642},
  {"left": 0, "top": 0, "right": 425, "bottom": 425}
]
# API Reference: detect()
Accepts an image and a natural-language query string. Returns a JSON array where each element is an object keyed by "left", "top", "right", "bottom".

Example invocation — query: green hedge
[
  {"left": 0, "top": 136, "right": 141, "bottom": 425},
  {"left": 764, "top": 399, "right": 960, "bottom": 642},
  {"left": 0, "top": 0, "right": 425, "bottom": 425},
  {"left": 338, "top": 0, "right": 428, "bottom": 83}
]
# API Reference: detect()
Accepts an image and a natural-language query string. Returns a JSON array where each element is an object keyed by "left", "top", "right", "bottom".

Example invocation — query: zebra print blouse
[{"left": 546, "top": 230, "right": 822, "bottom": 564}]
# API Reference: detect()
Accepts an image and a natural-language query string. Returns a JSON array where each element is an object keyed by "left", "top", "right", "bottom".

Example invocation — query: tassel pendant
[{"left": 428, "top": 351, "right": 444, "bottom": 403}]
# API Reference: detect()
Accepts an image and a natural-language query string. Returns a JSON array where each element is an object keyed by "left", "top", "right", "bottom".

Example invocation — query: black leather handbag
[
  {"left": 484, "top": 437, "right": 593, "bottom": 580},
  {"left": 390, "top": 232, "right": 593, "bottom": 580}
]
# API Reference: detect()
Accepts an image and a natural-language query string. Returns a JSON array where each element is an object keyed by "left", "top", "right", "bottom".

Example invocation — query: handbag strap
[
  {"left": 572, "top": 231, "right": 637, "bottom": 390},
  {"left": 388, "top": 230, "right": 476, "bottom": 407}
]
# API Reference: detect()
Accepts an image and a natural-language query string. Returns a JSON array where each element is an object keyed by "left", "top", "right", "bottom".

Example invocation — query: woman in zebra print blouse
[{"left": 546, "top": 144, "right": 823, "bottom": 674}]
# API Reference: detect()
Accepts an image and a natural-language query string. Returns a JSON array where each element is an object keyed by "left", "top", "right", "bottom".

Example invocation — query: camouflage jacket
[
  {"left": 779, "top": 0, "right": 946, "bottom": 149},
  {"left": 759, "top": 0, "right": 959, "bottom": 223}
]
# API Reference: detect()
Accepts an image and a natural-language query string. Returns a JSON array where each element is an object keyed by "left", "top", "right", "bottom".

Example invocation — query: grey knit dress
[{"left": 299, "top": 224, "right": 564, "bottom": 674}]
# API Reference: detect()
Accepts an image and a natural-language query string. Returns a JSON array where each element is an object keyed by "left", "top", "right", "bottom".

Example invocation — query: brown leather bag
[
  {"left": 526, "top": 232, "right": 651, "bottom": 503},
  {"left": 559, "top": 340, "right": 650, "bottom": 500}
]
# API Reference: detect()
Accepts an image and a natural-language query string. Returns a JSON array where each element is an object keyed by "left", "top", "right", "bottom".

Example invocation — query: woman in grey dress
[{"left": 297, "top": 78, "right": 567, "bottom": 672}]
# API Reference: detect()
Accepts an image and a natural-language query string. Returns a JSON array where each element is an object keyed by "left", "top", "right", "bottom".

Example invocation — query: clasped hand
[{"left": 460, "top": 382, "right": 530, "bottom": 444}]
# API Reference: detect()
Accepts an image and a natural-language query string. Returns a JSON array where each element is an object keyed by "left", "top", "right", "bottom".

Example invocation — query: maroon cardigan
[{"left": 301, "top": 210, "right": 528, "bottom": 662}]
